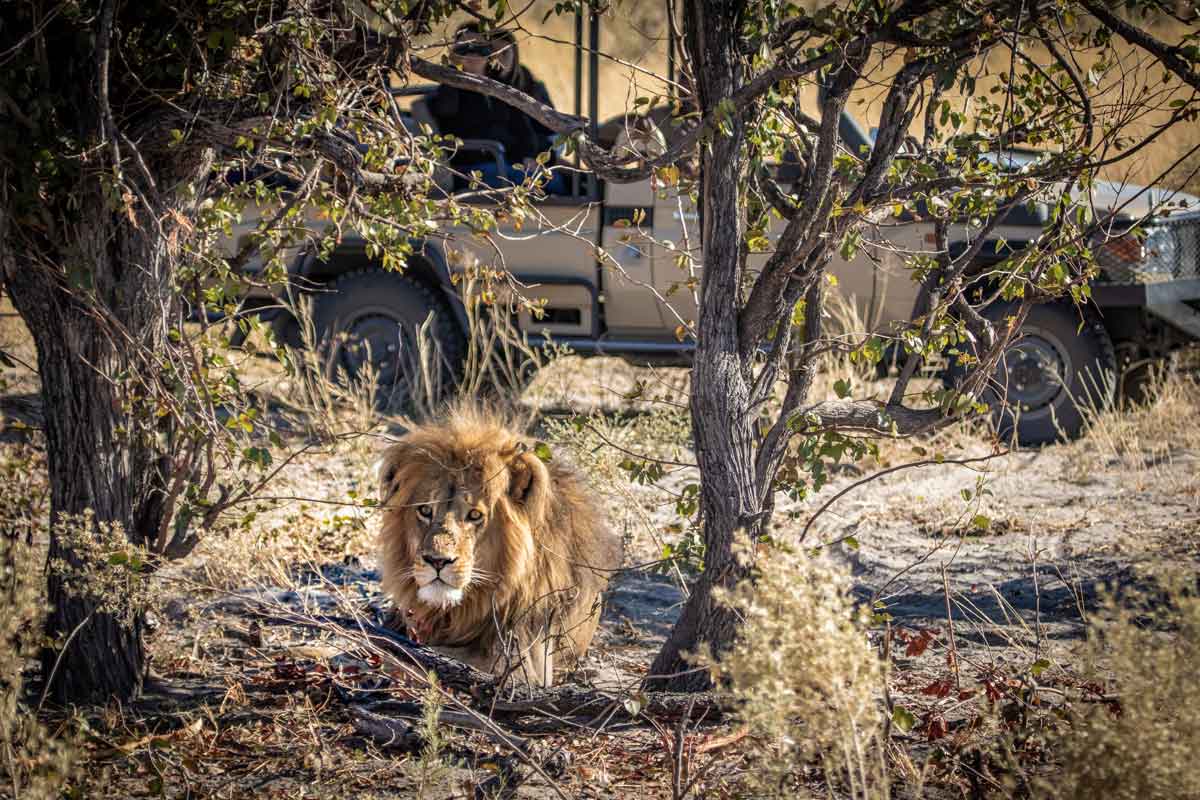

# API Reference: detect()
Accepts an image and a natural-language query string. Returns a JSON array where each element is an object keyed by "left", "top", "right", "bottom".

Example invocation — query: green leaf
[
  {"left": 533, "top": 442, "right": 553, "bottom": 463},
  {"left": 971, "top": 514, "right": 991, "bottom": 531},
  {"left": 1031, "top": 658, "right": 1051, "bottom": 677},
  {"left": 834, "top": 378, "right": 851, "bottom": 399},
  {"left": 843, "top": 536, "right": 860, "bottom": 551},
  {"left": 892, "top": 705, "right": 917, "bottom": 733}
]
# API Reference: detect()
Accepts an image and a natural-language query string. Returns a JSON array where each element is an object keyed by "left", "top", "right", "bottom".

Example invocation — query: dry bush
[
  {"left": 270, "top": 293, "right": 391, "bottom": 442},
  {"left": 1043, "top": 572, "right": 1200, "bottom": 800},
  {"left": 818, "top": 291, "right": 888, "bottom": 392},
  {"left": 698, "top": 545, "right": 892, "bottom": 800},
  {"left": 267, "top": 266, "right": 562, "bottom": 440},
  {"left": 454, "top": 269, "right": 565, "bottom": 421},
  {"left": 541, "top": 405, "right": 693, "bottom": 578},
  {"left": 1064, "top": 365, "right": 1200, "bottom": 490},
  {"left": 0, "top": 446, "right": 72, "bottom": 798}
]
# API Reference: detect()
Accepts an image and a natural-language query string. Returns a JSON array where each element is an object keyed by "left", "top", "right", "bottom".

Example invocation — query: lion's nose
[{"left": 422, "top": 554, "right": 456, "bottom": 572}]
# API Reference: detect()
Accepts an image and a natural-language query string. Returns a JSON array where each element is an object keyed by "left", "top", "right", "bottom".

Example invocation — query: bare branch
[{"left": 1081, "top": 1, "right": 1200, "bottom": 93}]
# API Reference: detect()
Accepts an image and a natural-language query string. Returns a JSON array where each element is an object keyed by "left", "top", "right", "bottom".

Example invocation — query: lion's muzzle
[{"left": 414, "top": 542, "right": 470, "bottom": 608}]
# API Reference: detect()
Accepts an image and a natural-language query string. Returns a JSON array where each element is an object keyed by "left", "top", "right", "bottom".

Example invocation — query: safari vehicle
[{"left": 224, "top": 11, "right": 1200, "bottom": 446}]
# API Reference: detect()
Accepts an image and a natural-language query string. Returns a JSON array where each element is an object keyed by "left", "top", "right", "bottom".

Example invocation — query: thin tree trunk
[{"left": 647, "top": 0, "right": 763, "bottom": 693}]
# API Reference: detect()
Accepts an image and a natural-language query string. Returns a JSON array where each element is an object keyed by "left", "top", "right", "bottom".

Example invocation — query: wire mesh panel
[{"left": 1094, "top": 211, "right": 1200, "bottom": 284}]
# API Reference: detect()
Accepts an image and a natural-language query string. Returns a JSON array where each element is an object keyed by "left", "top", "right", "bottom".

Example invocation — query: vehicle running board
[{"left": 525, "top": 335, "right": 695, "bottom": 355}]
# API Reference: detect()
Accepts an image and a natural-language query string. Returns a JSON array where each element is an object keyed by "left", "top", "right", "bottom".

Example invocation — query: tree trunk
[
  {"left": 3, "top": 183, "right": 180, "bottom": 704},
  {"left": 647, "top": 1, "right": 763, "bottom": 692}
]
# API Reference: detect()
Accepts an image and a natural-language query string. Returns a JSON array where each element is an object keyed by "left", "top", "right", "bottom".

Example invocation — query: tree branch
[
  {"left": 1081, "top": 0, "right": 1200, "bottom": 93},
  {"left": 798, "top": 400, "right": 945, "bottom": 437}
]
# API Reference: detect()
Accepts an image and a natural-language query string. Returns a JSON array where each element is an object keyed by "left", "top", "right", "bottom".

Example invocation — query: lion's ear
[
  {"left": 375, "top": 441, "right": 414, "bottom": 505},
  {"left": 508, "top": 451, "right": 551, "bottom": 526}
]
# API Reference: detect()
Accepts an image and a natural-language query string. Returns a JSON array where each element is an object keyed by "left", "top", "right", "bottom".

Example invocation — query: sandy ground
[
  {"left": 120, "top": 353, "right": 1197, "bottom": 794},
  {"left": 3, "top": 324, "right": 1199, "bottom": 796}
]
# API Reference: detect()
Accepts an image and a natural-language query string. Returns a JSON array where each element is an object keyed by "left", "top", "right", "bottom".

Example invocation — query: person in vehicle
[{"left": 430, "top": 24, "right": 566, "bottom": 194}]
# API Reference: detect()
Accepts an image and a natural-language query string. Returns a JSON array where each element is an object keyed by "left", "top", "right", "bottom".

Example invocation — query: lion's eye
[
  {"left": 417, "top": 504, "right": 433, "bottom": 519},
  {"left": 466, "top": 509, "right": 484, "bottom": 523}
]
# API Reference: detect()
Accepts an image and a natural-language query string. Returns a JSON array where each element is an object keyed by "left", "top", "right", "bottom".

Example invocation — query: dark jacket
[
  {"left": 509, "top": 66, "right": 556, "bottom": 150},
  {"left": 429, "top": 71, "right": 556, "bottom": 165}
]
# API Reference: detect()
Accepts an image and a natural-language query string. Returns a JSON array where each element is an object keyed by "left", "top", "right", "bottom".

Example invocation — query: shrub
[
  {"left": 1045, "top": 573, "right": 1200, "bottom": 800},
  {"left": 699, "top": 545, "right": 890, "bottom": 799},
  {"left": 0, "top": 445, "right": 72, "bottom": 798}
]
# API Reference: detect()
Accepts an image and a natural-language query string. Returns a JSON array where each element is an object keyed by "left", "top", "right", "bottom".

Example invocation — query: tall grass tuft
[
  {"left": 1044, "top": 572, "right": 1200, "bottom": 800},
  {"left": 698, "top": 545, "right": 891, "bottom": 799}
]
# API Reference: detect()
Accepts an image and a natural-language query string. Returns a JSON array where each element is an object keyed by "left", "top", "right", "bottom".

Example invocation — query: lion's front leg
[
  {"left": 430, "top": 643, "right": 496, "bottom": 676},
  {"left": 482, "top": 629, "right": 553, "bottom": 688}
]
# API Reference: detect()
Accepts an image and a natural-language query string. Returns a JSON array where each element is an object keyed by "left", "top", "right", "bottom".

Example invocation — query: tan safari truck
[
  {"left": 224, "top": 94, "right": 1200, "bottom": 446},
  {"left": 222, "top": 14, "right": 1200, "bottom": 446}
]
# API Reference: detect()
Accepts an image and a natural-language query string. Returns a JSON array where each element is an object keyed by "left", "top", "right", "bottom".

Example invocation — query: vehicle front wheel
[
  {"left": 310, "top": 270, "right": 465, "bottom": 413},
  {"left": 956, "top": 302, "right": 1116, "bottom": 445}
]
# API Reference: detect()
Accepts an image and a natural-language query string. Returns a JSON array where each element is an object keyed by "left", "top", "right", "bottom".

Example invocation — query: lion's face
[
  {"left": 400, "top": 469, "right": 495, "bottom": 608},
  {"left": 376, "top": 430, "right": 549, "bottom": 614}
]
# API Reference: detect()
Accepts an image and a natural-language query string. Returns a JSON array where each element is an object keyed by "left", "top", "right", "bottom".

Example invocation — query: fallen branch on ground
[
  {"left": 350, "top": 706, "right": 425, "bottom": 751},
  {"left": 267, "top": 612, "right": 732, "bottom": 727}
]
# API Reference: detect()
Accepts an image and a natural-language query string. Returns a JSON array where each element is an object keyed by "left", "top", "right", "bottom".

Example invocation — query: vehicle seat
[
  {"left": 411, "top": 96, "right": 513, "bottom": 192},
  {"left": 410, "top": 97, "right": 455, "bottom": 194}
]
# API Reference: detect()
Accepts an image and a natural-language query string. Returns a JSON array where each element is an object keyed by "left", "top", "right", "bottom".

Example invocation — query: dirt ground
[{"left": 3, "top": 309, "right": 1199, "bottom": 797}]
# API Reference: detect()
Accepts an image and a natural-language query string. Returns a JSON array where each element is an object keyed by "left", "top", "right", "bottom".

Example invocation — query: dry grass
[
  {"left": 1040, "top": 570, "right": 1200, "bottom": 800},
  {"left": 699, "top": 547, "right": 893, "bottom": 800},
  {"left": 1063, "top": 360, "right": 1200, "bottom": 496},
  {"left": 0, "top": 445, "right": 73, "bottom": 799}
]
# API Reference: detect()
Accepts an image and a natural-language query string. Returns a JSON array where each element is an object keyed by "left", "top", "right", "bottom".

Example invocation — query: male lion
[{"left": 376, "top": 408, "right": 623, "bottom": 686}]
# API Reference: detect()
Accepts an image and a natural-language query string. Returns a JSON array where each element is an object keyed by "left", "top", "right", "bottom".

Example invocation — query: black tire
[
  {"left": 310, "top": 270, "right": 465, "bottom": 412},
  {"left": 271, "top": 311, "right": 303, "bottom": 350},
  {"left": 957, "top": 303, "right": 1117, "bottom": 445},
  {"left": 1117, "top": 350, "right": 1177, "bottom": 408}
]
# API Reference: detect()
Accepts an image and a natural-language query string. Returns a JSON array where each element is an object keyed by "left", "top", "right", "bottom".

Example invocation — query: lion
[{"left": 375, "top": 408, "right": 623, "bottom": 686}]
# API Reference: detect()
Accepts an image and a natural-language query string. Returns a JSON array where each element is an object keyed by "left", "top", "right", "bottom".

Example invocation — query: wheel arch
[{"left": 291, "top": 237, "right": 469, "bottom": 338}]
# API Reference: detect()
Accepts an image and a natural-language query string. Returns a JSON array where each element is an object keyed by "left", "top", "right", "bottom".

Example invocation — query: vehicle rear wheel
[
  {"left": 310, "top": 270, "right": 465, "bottom": 413},
  {"left": 1115, "top": 346, "right": 1177, "bottom": 408},
  {"left": 983, "top": 303, "right": 1116, "bottom": 445}
]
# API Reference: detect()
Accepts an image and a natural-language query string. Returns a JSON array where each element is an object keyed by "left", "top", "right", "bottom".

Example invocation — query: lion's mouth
[{"left": 417, "top": 578, "right": 465, "bottom": 609}]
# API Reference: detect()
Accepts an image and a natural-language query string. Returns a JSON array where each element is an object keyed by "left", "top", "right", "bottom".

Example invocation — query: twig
[
  {"left": 941, "top": 565, "right": 960, "bottom": 691},
  {"left": 801, "top": 451, "right": 1005, "bottom": 541},
  {"left": 37, "top": 612, "right": 94, "bottom": 711},
  {"left": 672, "top": 696, "right": 697, "bottom": 800}
]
